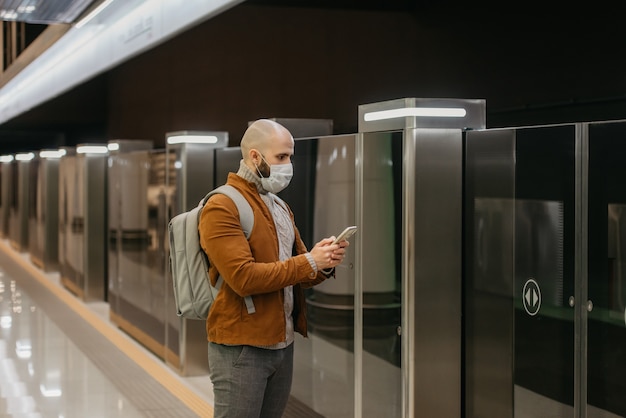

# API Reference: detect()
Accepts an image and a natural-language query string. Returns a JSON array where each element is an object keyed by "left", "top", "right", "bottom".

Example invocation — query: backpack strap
[
  {"left": 204, "top": 185, "right": 254, "bottom": 238},
  {"left": 203, "top": 185, "right": 256, "bottom": 314}
]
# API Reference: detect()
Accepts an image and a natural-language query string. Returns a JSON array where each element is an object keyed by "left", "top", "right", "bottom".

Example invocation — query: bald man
[{"left": 199, "top": 119, "right": 349, "bottom": 418}]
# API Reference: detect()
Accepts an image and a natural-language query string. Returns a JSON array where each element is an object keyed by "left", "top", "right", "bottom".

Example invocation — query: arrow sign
[{"left": 522, "top": 279, "right": 541, "bottom": 316}]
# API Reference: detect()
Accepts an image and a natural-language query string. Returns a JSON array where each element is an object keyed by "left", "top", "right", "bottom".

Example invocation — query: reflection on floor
[
  {"left": 0, "top": 273, "right": 145, "bottom": 417},
  {"left": 0, "top": 240, "right": 213, "bottom": 417}
]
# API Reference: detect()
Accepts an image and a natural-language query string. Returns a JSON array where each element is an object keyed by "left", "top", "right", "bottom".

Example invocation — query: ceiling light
[
  {"left": 0, "top": 0, "right": 94, "bottom": 24},
  {"left": 0, "top": 0, "right": 243, "bottom": 125},
  {"left": 0, "top": 10, "right": 18, "bottom": 20},
  {"left": 74, "top": 0, "right": 115, "bottom": 29},
  {"left": 17, "top": 5, "right": 36, "bottom": 14}
]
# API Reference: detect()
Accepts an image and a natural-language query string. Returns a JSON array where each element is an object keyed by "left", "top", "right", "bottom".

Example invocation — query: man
[{"left": 199, "top": 119, "right": 349, "bottom": 418}]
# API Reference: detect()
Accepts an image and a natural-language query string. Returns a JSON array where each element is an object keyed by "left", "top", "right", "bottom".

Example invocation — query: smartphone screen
[{"left": 333, "top": 226, "right": 357, "bottom": 244}]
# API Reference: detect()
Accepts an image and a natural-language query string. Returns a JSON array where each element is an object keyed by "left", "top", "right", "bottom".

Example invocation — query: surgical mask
[{"left": 255, "top": 154, "right": 293, "bottom": 193}]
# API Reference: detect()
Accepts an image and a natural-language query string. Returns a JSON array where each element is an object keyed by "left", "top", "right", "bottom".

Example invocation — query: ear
[{"left": 248, "top": 148, "right": 261, "bottom": 165}]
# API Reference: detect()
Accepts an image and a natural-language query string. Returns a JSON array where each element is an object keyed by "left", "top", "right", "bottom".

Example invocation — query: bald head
[
  {"left": 241, "top": 119, "right": 294, "bottom": 172},
  {"left": 241, "top": 119, "right": 291, "bottom": 158}
]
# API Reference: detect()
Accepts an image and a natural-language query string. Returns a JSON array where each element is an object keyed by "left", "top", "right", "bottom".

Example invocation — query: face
[{"left": 253, "top": 130, "right": 294, "bottom": 177}]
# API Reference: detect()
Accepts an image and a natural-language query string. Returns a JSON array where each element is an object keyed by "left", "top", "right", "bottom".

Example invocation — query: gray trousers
[{"left": 208, "top": 342, "right": 294, "bottom": 418}]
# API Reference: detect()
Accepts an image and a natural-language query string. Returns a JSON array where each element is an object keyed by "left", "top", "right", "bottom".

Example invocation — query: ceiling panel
[{"left": 0, "top": 0, "right": 96, "bottom": 24}]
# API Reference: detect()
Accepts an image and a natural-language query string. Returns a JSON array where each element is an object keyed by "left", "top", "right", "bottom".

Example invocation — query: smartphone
[{"left": 332, "top": 226, "right": 357, "bottom": 245}]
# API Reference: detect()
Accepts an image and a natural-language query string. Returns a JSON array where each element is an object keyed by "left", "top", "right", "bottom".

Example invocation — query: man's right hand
[{"left": 310, "top": 237, "right": 348, "bottom": 270}]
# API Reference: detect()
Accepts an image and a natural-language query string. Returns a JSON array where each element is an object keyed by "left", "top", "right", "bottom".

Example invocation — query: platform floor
[{"left": 0, "top": 238, "right": 217, "bottom": 417}]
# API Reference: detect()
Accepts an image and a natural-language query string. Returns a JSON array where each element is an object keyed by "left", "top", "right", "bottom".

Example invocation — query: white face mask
[{"left": 255, "top": 154, "right": 293, "bottom": 193}]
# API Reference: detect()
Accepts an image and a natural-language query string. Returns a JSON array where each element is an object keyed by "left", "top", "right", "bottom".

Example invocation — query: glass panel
[
  {"left": 58, "top": 155, "right": 84, "bottom": 295},
  {"left": 108, "top": 152, "right": 122, "bottom": 318},
  {"left": 164, "top": 149, "right": 180, "bottom": 365},
  {"left": 587, "top": 121, "right": 626, "bottom": 417},
  {"left": 279, "top": 134, "right": 357, "bottom": 417},
  {"left": 360, "top": 131, "right": 402, "bottom": 416},
  {"left": 0, "top": 163, "right": 8, "bottom": 237},
  {"left": 464, "top": 126, "right": 576, "bottom": 417},
  {"left": 515, "top": 127, "right": 576, "bottom": 416},
  {"left": 27, "top": 158, "right": 39, "bottom": 260},
  {"left": 112, "top": 150, "right": 168, "bottom": 358},
  {"left": 464, "top": 129, "right": 516, "bottom": 417},
  {"left": 9, "top": 160, "right": 18, "bottom": 238}
]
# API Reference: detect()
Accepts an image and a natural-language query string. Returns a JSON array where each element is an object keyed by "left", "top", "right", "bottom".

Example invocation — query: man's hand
[{"left": 310, "top": 237, "right": 349, "bottom": 270}]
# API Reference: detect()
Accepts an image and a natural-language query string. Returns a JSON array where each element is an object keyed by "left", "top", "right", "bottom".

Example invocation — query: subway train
[{"left": 1, "top": 98, "right": 626, "bottom": 417}]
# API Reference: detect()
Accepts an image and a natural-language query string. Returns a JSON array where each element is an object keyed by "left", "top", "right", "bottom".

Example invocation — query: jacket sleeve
[
  {"left": 199, "top": 193, "right": 325, "bottom": 297},
  {"left": 293, "top": 224, "right": 329, "bottom": 289}
]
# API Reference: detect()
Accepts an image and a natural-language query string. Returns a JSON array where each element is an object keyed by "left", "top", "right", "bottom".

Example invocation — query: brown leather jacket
[{"left": 199, "top": 173, "right": 328, "bottom": 346}]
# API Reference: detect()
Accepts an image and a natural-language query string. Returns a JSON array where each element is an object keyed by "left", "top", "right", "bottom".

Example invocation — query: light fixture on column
[
  {"left": 76, "top": 144, "right": 109, "bottom": 154},
  {"left": 359, "top": 97, "right": 486, "bottom": 133},
  {"left": 15, "top": 152, "right": 35, "bottom": 161},
  {"left": 39, "top": 149, "right": 68, "bottom": 159},
  {"left": 166, "top": 131, "right": 228, "bottom": 146}
]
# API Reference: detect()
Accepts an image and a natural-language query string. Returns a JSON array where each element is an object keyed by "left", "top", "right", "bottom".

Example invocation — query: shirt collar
[{"left": 236, "top": 160, "right": 267, "bottom": 194}]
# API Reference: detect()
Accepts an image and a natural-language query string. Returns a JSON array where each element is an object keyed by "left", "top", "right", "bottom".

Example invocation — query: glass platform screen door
[{"left": 464, "top": 120, "right": 626, "bottom": 418}]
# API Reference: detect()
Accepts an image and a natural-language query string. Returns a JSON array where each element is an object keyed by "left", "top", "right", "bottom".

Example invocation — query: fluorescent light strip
[
  {"left": 107, "top": 143, "right": 120, "bottom": 151},
  {"left": 40, "top": 149, "right": 67, "bottom": 159},
  {"left": 0, "top": 10, "right": 18, "bottom": 20},
  {"left": 74, "top": 0, "right": 115, "bottom": 28},
  {"left": 76, "top": 145, "right": 109, "bottom": 154},
  {"left": 15, "top": 152, "right": 35, "bottom": 161},
  {"left": 167, "top": 135, "right": 219, "bottom": 145},
  {"left": 363, "top": 107, "right": 467, "bottom": 122},
  {"left": 0, "top": 0, "right": 242, "bottom": 125},
  {"left": 0, "top": 155, "right": 14, "bottom": 163}
]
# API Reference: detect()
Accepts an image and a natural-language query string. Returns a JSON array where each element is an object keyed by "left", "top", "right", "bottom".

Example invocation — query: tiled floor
[
  {"left": 0, "top": 273, "right": 145, "bottom": 417},
  {"left": 0, "top": 240, "right": 213, "bottom": 417}
]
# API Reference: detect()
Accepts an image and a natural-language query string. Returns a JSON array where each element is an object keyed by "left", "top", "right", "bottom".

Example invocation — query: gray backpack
[{"left": 168, "top": 184, "right": 256, "bottom": 320}]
